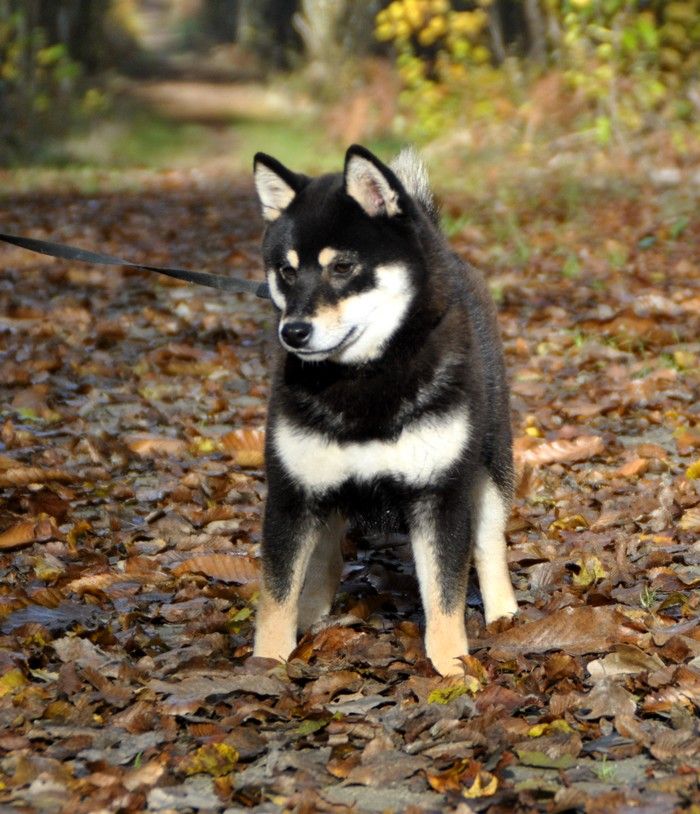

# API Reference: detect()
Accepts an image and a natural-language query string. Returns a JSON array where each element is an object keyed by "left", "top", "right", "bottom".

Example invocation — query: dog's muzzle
[{"left": 280, "top": 321, "right": 313, "bottom": 349}]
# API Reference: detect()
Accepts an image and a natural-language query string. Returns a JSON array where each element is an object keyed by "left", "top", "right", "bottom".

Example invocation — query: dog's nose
[{"left": 281, "top": 321, "right": 312, "bottom": 348}]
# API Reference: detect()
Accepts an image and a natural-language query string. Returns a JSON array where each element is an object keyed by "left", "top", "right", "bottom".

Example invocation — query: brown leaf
[
  {"left": 149, "top": 670, "right": 287, "bottom": 713},
  {"left": 221, "top": 428, "right": 265, "bottom": 468},
  {"left": 0, "top": 516, "right": 58, "bottom": 550},
  {"left": 173, "top": 554, "right": 260, "bottom": 584},
  {"left": 53, "top": 636, "right": 118, "bottom": 674},
  {"left": 515, "top": 435, "right": 605, "bottom": 468},
  {"left": 587, "top": 644, "right": 665, "bottom": 682},
  {"left": 678, "top": 507, "right": 700, "bottom": 533},
  {"left": 0, "top": 468, "right": 77, "bottom": 487},
  {"left": 577, "top": 680, "right": 637, "bottom": 719},
  {"left": 304, "top": 670, "right": 363, "bottom": 707},
  {"left": 614, "top": 457, "right": 649, "bottom": 478},
  {"left": 346, "top": 751, "right": 427, "bottom": 787},
  {"left": 82, "top": 666, "right": 133, "bottom": 707},
  {"left": 425, "top": 758, "right": 498, "bottom": 796},
  {"left": 474, "top": 606, "right": 642, "bottom": 656},
  {"left": 125, "top": 434, "right": 188, "bottom": 458}
]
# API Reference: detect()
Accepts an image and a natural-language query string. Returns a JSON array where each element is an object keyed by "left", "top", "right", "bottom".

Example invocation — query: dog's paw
[
  {"left": 484, "top": 596, "right": 518, "bottom": 625},
  {"left": 429, "top": 652, "right": 468, "bottom": 677}
]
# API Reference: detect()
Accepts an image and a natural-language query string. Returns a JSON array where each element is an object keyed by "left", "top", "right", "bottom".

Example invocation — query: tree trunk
[
  {"left": 523, "top": 0, "right": 547, "bottom": 64},
  {"left": 488, "top": 1, "right": 507, "bottom": 64}
]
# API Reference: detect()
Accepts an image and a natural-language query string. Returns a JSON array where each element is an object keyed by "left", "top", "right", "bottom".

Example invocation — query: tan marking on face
[
  {"left": 318, "top": 247, "right": 338, "bottom": 267},
  {"left": 286, "top": 249, "right": 300, "bottom": 269},
  {"left": 311, "top": 302, "right": 342, "bottom": 332}
]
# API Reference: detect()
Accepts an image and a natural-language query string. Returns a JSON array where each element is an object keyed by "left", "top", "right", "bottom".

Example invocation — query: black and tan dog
[{"left": 251, "top": 145, "right": 517, "bottom": 676}]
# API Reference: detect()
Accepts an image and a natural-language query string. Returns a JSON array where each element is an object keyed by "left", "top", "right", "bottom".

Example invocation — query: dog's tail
[{"left": 390, "top": 148, "right": 438, "bottom": 224}]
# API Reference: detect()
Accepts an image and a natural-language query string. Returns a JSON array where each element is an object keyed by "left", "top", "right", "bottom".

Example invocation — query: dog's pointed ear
[
  {"left": 344, "top": 145, "right": 404, "bottom": 218},
  {"left": 253, "top": 153, "right": 305, "bottom": 222}
]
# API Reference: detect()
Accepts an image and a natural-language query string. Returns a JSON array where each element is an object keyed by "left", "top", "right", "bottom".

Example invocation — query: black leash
[{"left": 0, "top": 232, "right": 270, "bottom": 300}]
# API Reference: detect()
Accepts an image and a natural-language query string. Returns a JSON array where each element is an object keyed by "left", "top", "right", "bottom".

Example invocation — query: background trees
[{"left": 1, "top": 0, "right": 698, "bottom": 163}]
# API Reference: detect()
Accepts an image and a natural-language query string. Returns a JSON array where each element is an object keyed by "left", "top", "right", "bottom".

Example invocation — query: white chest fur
[{"left": 272, "top": 407, "right": 470, "bottom": 493}]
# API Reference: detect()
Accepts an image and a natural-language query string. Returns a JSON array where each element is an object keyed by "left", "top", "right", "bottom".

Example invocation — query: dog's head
[{"left": 253, "top": 145, "right": 433, "bottom": 364}]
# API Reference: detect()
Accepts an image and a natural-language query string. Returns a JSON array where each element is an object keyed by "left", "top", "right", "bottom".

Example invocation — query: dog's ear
[
  {"left": 253, "top": 153, "right": 305, "bottom": 222},
  {"left": 344, "top": 145, "right": 405, "bottom": 218}
]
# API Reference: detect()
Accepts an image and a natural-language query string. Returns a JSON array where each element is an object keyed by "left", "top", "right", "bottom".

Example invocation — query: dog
[{"left": 251, "top": 145, "right": 517, "bottom": 676}]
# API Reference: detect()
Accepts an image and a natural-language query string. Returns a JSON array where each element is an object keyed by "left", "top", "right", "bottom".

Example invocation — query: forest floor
[{"left": 1, "top": 124, "right": 700, "bottom": 814}]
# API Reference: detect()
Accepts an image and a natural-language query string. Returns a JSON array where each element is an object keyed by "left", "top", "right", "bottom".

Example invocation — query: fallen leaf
[
  {"left": 149, "top": 671, "right": 286, "bottom": 713},
  {"left": 426, "top": 758, "right": 498, "bottom": 797},
  {"left": 173, "top": 554, "right": 260, "bottom": 584},
  {"left": 515, "top": 435, "right": 605, "bottom": 468},
  {"left": 0, "top": 516, "right": 58, "bottom": 550},
  {"left": 577, "top": 679, "right": 637, "bottom": 719},
  {"left": 587, "top": 644, "right": 665, "bottom": 682},
  {"left": 571, "top": 554, "right": 608, "bottom": 588},
  {"left": 427, "top": 680, "right": 479, "bottom": 703},
  {"left": 53, "top": 637, "right": 118, "bottom": 675},
  {"left": 0, "top": 668, "right": 27, "bottom": 697},
  {"left": 181, "top": 741, "right": 239, "bottom": 777},
  {"left": 0, "top": 467, "right": 78, "bottom": 487},
  {"left": 473, "top": 606, "right": 640, "bottom": 656},
  {"left": 514, "top": 749, "right": 576, "bottom": 770},
  {"left": 615, "top": 457, "right": 649, "bottom": 478},
  {"left": 221, "top": 428, "right": 265, "bottom": 468},
  {"left": 686, "top": 460, "right": 700, "bottom": 480},
  {"left": 678, "top": 507, "right": 700, "bottom": 533},
  {"left": 528, "top": 719, "right": 573, "bottom": 737},
  {"left": 125, "top": 434, "right": 188, "bottom": 458},
  {"left": 550, "top": 514, "right": 589, "bottom": 533}
]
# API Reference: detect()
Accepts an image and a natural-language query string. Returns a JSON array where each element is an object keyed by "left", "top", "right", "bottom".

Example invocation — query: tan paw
[{"left": 484, "top": 594, "right": 518, "bottom": 625}]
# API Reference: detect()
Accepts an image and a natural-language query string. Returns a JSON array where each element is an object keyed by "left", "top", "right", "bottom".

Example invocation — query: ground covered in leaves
[{"left": 0, "top": 174, "right": 699, "bottom": 813}]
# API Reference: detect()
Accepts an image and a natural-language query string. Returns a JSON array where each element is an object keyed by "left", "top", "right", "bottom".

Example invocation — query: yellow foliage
[
  {"left": 528, "top": 719, "right": 573, "bottom": 737},
  {"left": 571, "top": 555, "right": 608, "bottom": 588},
  {"left": 463, "top": 770, "right": 498, "bottom": 798},
  {"left": 686, "top": 460, "right": 700, "bottom": 480},
  {"left": 181, "top": 742, "right": 239, "bottom": 777},
  {"left": 0, "top": 669, "right": 27, "bottom": 697},
  {"left": 428, "top": 677, "right": 480, "bottom": 703}
]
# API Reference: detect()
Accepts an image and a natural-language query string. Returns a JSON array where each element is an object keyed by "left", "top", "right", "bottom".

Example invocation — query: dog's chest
[{"left": 272, "top": 406, "right": 470, "bottom": 494}]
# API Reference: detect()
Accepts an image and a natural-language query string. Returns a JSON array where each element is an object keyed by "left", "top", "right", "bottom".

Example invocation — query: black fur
[{"left": 254, "top": 145, "right": 514, "bottom": 661}]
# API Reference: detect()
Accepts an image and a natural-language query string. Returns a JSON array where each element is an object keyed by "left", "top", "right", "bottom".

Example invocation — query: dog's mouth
[{"left": 286, "top": 326, "right": 360, "bottom": 360}]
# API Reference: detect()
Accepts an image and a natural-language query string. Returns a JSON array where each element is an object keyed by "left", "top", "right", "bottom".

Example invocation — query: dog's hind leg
[
  {"left": 297, "top": 512, "right": 345, "bottom": 632},
  {"left": 410, "top": 497, "right": 470, "bottom": 677},
  {"left": 473, "top": 473, "right": 517, "bottom": 623}
]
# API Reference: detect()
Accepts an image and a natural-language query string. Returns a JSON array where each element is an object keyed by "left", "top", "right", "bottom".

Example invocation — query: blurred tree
[
  {"left": 237, "top": 0, "right": 300, "bottom": 69},
  {"left": 198, "top": 0, "right": 240, "bottom": 43},
  {"left": 0, "top": 0, "right": 131, "bottom": 163},
  {"left": 375, "top": 0, "right": 698, "bottom": 143}
]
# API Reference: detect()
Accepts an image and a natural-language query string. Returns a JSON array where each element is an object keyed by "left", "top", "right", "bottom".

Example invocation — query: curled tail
[{"left": 390, "top": 147, "right": 439, "bottom": 224}]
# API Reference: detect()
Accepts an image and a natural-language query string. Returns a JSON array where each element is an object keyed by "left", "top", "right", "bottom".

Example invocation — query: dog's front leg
[
  {"left": 253, "top": 496, "right": 319, "bottom": 663},
  {"left": 410, "top": 495, "right": 470, "bottom": 677},
  {"left": 297, "top": 512, "right": 346, "bottom": 632}
]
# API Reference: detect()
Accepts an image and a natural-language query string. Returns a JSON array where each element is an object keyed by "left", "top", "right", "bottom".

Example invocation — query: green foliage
[
  {"left": 0, "top": 5, "right": 104, "bottom": 164},
  {"left": 375, "top": 0, "right": 698, "bottom": 145}
]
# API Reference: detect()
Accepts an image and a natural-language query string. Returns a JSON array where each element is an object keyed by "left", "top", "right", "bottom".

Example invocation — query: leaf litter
[{"left": 0, "top": 181, "right": 699, "bottom": 813}]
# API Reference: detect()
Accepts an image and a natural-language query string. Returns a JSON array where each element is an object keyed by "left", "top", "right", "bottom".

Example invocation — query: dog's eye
[
  {"left": 331, "top": 260, "right": 354, "bottom": 277},
  {"left": 278, "top": 264, "right": 297, "bottom": 283}
]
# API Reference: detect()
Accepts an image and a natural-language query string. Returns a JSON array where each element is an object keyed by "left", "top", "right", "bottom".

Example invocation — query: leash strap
[{"left": 0, "top": 232, "right": 270, "bottom": 300}]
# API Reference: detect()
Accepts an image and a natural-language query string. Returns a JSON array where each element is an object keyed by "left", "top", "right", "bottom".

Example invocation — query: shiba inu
[{"left": 251, "top": 144, "right": 517, "bottom": 676}]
